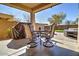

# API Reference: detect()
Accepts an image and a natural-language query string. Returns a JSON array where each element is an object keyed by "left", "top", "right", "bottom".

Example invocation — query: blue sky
[
  {"left": 35, "top": 3, "right": 79, "bottom": 24},
  {"left": 0, "top": 3, "right": 79, "bottom": 24}
]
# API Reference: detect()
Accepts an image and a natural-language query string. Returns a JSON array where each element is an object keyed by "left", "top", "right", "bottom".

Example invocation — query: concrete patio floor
[
  {"left": 0, "top": 32, "right": 79, "bottom": 56},
  {"left": 52, "top": 32, "right": 78, "bottom": 52},
  {"left": 0, "top": 39, "right": 29, "bottom": 56}
]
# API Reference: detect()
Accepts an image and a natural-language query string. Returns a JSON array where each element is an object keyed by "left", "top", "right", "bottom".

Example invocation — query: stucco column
[
  {"left": 30, "top": 12, "right": 36, "bottom": 31},
  {"left": 77, "top": 20, "right": 79, "bottom": 48}
]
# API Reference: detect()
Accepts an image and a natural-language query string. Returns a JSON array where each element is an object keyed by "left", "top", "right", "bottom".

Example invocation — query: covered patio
[
  {"left": 0, "top": 32, "right": 78, "bottom": 56},
  {"left": 0, "top": 3, "right": 79, "bottom": 56}
]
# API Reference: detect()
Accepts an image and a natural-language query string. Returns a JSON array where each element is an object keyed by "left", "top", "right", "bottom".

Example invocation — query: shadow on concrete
[
  {"left": 19, "top": 45, "right": 79, "bottom": 56},
  {"left": 7, "top": 39, "right": 29, "bottom": 49},
  {"left": 7, "top": 37, "right": 79, "bottom": 56}
]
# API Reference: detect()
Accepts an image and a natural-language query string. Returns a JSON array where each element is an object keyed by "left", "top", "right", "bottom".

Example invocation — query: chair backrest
[
  {"left": 23, "top": 23, "right": 33, "bottom": 40},
  {"left": 12, "top": 23, "right": 26, "bottom": 39},
  {"left": 50, "top": 23, "right": 56, "bottom": 38}
]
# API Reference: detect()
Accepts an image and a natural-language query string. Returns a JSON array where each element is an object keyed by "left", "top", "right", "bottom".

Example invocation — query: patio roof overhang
[
  {"left": 1, "top": 3, "right": 61, "bottom": 31},
  {"left": 2, "top": 3, "right": 60, "bottom": 13}
]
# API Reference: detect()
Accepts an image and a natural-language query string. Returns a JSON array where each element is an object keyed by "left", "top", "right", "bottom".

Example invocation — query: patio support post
[
  {"left": 30, "top": 12, "right": 36, "bottom": 31},
  {"left": 77, "top": 20, "right": 79, "bottom": 48}
]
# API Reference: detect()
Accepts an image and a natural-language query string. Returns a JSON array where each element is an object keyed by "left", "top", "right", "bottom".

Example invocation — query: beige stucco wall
[
  {"left": 0, "top": 13, "right": 13, "bottom": 19},
  {"left": 0, "top": 20, "right": 17, "bottom": 40},
  {"left": 78, "top": 21, "right": 79, "bottom": 40},
  {"left": 0, "top": 13, "right": 33, "bottom": 40},
  {"left": 35, "top": 23, "right": 47, "bottom": 31},
  {"left": 35, "top": 24, "right": 40, "bottom": 31},
  {"left": 77, "top": 20, "right": 79, "bottom": 47},
  {"left": 0, "top": 13, "right": 18, "bottom": 40}
]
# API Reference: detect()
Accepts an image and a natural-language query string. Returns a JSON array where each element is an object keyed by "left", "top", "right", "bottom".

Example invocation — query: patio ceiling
[{"left": 2, "top": 3, "right": 60, "bottom": 13}]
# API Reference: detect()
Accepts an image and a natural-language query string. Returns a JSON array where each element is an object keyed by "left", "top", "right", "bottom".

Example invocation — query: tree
[
  {"left": 23, "top": 13, "right": 30, "bottom": 22},
  {"left": 48, "top": 18, "right": 53, "bottom": 25},
  {"left": 48, "top": 12, "right": 66, "bottom": 25},
  {"left": 74, "top": 18, "right": 78, "bottom": 24},
  {"left": 48, "top": 12, "right": 66, "bottom": 34},
  {"left": 71, "top": 17, "right": 79, "bottom": 25},
  {"left": 65, "top": 20, "right": 71, "bottom": 25}
]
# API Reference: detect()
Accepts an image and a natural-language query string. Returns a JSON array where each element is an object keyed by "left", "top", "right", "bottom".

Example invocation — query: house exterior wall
[
  {"left": 77, "top": 20, "right": 79, "bottom": 48},
  {"left": 0, "top": 13, "right": 17, "bottom": 40},
  {"left": 35, "top": 23, "right": 48, "bottom": 31},
  {"left": 44, "top": 25, "right": 78, "bottom": 30},
  {"left": 0, "top": 20, "right": 17, "bottom": 40},
  {"left": 0, "top": 13, "right": 13, "bottom": 19}
]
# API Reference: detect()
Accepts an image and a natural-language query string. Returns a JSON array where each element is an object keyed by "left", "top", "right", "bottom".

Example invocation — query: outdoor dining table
[{"left": 32, "top": 30, "right": 50, "bottom": 45}]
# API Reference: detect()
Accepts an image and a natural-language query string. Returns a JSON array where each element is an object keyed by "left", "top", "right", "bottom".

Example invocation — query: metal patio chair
[
  {"left": 27, "top": 24, "right": 38, "bottom": 48},
  {"left": 43, "top": 23, "right": 56, "bottom": 48}
]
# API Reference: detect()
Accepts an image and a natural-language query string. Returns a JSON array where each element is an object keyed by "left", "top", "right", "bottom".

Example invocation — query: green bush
[
  {"left": 6, "top": 28, "right": 12, "bottom": 38},
  {"left": 55, "top": 29, "right": 64, "bottom": 32}
]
